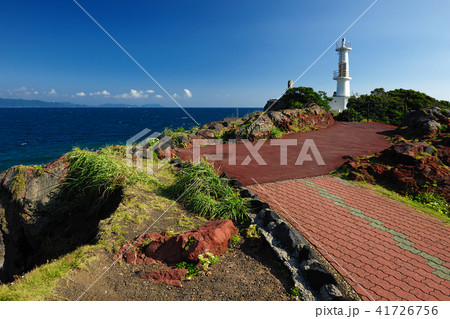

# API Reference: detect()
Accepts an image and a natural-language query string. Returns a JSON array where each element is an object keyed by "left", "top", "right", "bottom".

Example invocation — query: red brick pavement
[{"left": 250, "top": 176, "right": 450, "bottom": 301}]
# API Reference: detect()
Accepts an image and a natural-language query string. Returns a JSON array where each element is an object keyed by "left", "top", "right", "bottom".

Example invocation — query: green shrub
[
  {"left": 413, "top": 192, "right": 449, "bottom": 216},
  {"left": 280, "top": 87, "right": 331, "bottom": 110}
]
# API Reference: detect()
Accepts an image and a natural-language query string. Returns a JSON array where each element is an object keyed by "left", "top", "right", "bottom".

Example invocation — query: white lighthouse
[{"left": 330, "top": 38, "right": 352, "bottom": 112}]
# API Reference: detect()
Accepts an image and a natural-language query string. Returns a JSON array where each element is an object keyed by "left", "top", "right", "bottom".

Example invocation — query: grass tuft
[
  {"left": 270, "top": 127, "right": 284, "bottom": 139},
  {"left": 64, "top": 146, "right": 158, "bottom": 199},
  {"left": 169, "top": 160, "right": 249, "bottom": 223}
]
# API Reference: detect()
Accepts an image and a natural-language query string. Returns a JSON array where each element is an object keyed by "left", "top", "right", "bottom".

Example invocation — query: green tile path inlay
[{"left": 303, "top": 179, "right": 450, "bottom": 281}]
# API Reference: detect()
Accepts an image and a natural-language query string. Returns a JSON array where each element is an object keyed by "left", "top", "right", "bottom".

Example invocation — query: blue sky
[{"left": 0, "top": 0, "right": 449, "bottom": 107}]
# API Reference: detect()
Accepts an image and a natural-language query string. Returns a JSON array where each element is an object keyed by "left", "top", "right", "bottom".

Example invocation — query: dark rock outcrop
[
  {"left": 0, "top": 156, "right": 120, "bottom": 282},
  {"left": 339, "top": 140, "right": 450, "bottom": 200},
  {"left": 263, "top": 99, "right": 287, "bottom": 112},
  {"left": 246, "top": 114, "right": 274, "bottom": 140},
  {"left": 397, "top": 107, "right": 450, "bottom": 139},
  {"left": 0, "top": 230, "right": 4, "bottom": 274},
  {"left": 0, "top": 158, "right": 69, "bottom": 281}
]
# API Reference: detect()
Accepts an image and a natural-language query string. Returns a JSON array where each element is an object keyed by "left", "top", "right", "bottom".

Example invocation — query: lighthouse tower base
[{"left": 330, "top": 96, "right": 348, "bottom": 112}]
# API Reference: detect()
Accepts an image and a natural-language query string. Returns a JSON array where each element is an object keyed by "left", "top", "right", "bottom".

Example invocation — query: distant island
[{"left": 0, "top": 97, "right": 163, "bottom": 108}]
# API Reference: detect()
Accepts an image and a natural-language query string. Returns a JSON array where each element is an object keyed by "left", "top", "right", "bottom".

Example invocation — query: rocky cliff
[{"left": 0, "top": 156, "right": 120, "bottom": 282}]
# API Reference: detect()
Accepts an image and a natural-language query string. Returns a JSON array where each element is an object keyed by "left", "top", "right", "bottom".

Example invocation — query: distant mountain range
[{"left": 0, "top": 97, "right": 163, "bottom": 108}]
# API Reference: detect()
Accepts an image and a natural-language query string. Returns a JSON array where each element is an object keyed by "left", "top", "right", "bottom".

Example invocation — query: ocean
[{"left": 0, "top": 107, "right": 261, "bottom": 172}]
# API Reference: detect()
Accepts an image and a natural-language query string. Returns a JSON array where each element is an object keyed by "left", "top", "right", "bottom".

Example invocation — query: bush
[
  {"left": 280, "top": 87, "right": 331, "bottom": 110},
  {"left": 342, "top": 88, "right": 450, "bottom": 125}
]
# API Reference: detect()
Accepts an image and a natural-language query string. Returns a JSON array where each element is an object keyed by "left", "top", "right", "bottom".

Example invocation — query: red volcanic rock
[
  {"left": 116, "top": 220, "right": 238, "bottom": 265},
  {"left": 154, "top": 144, "right": 176, "bottom": 160},
  {"left": 123, "top": 251, "right": 137, "bottom": 264},
  {"left": 115, "top": 220, "right": 238, "bottom": 287},
  {"left": 137, "top": 269, "right": 188, "bottom": 287}
]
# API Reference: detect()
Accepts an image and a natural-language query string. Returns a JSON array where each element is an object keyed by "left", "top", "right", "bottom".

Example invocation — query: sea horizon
[{"left": 0, "top": 106, "right": 262, "bottom": 172}]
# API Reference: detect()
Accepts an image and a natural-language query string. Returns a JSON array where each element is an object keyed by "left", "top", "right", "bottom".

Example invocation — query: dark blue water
[{"left": 0, "top": 107, "right": 261, "bottom": 172}]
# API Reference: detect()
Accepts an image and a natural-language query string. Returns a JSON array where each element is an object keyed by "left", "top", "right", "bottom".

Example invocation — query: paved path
[
  {"left": 177, "top": 122, "right": 395, "bottom": 185},
  {"left": 250, "top": 176, "right": 450, "bottom": 301}
]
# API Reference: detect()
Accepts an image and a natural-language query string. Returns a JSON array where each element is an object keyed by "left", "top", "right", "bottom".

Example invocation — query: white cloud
[
  {"left": 146, "top": 90, "right": 155, "bottom": 93},
  {"left": 76, "top": 92, "right": 86, "bottom": 97},
  {"left": 155, "top": 95, "right": 163, "bottom": 98},
  {"left": 173, "top": 93, "right": 179, "bottom": 98},
  {"left": 131, "top": 89, "right": 145, "bottom": 98},
  {"left": 114, "top": 89, "right": 149, "bottom": 99},
  {"left": 184, "top": 89, "right": 192, "bottom": 98},
  {"left": 89, "top": 90, "right": 110, "bottom": 96},
  {"left": 49, "top": 88, "right": 57, "bottom": 95},
  {"left": 12, "top": 87, "right": 40, "bottom": 96}
]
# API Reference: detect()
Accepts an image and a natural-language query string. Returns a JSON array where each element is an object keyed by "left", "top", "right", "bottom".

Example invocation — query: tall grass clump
[
  {"left": 64, "top": 146, "right": 158, "bottom": 199},
  {"left": 170, "top": 161, "right": 249, "bottom": 223}
]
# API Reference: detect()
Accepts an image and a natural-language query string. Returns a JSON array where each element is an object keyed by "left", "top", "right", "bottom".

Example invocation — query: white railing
[
  {"left": 333, "top": 70, "right": 349, "bottom": 78},
  {"left": 336, "top": 41, "right": 351, "bottom": 50}
]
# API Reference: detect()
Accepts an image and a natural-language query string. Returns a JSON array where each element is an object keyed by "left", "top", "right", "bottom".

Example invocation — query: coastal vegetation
[{"left": 335, "top": 88, "right": 450, "bottom": 125}]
